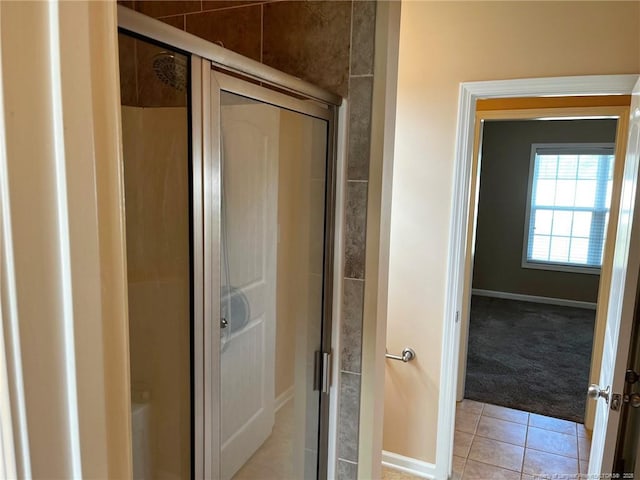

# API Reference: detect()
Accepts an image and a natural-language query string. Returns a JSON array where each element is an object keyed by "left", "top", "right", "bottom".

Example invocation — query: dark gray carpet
[{"left": 465, "top": 296, "right": 595, "bottom": 423}]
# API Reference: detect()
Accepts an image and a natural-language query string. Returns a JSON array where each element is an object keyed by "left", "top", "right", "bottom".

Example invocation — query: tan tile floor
[
  {"left": 232, "top": 399, "right": 294, "bottom": 479},
  {"left": 382, "top": 400, "right": 592, "bottom": 480}
]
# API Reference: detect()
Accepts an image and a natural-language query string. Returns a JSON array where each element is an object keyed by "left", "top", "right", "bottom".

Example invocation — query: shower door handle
[{"left": 313, "top": 351, "right": 331, "bottom": 393}]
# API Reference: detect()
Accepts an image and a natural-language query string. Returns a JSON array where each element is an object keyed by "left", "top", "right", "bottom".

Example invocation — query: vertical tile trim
[
  {"left": 340, "top": 278, "right": 365, "bottom": 373},
  {"left": 260, "top": 3, "right": 264, "bottom": 63},
  {"left": 337, "top": 371, "right": 361, "bottom": 464},
  {"left": 350, "top": 1, "right": 376, "bottom": 76},
  {"left": 133, "top": 36, "right": 139, "bottom": 106},
  {"left": 337, "top": 458, "right": 358, "bottom": 479},
  {"left": 346, "top": 76, "right": 374, "bottom": 181},
  {"left": 348, "top": 0, "right": 355, "bottom": 79},
  {"left": 343, "top": 180, "right": 368, "bottom": 280}
]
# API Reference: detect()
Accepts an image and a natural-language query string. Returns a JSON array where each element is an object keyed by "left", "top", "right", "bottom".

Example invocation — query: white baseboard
[
  {"left": 382, "top": 451, "right": 436, "bottom": 479},
  {"left": 472, "top": 288, "right": 597, "bottom": 310},
  {"left": 274, "top": 386, "right": 294, "bottom": 413}
]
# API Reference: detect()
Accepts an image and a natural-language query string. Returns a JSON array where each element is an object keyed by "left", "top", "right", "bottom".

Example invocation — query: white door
[
  {"left": 590, "top": 78, "right": 640, "bottom": 474},
  {"left": 219, "top": 97, "right": 279, "bottom": 480}
]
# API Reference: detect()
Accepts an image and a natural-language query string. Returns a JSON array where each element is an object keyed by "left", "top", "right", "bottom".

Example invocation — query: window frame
[{"left": 521, "top": 142, "right": 616, "bottom": 275}]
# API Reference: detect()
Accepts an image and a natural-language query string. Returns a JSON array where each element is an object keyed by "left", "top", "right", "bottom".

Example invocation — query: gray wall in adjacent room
[{"left": 472, "top": 119, "right": 618, "bottom": 303}]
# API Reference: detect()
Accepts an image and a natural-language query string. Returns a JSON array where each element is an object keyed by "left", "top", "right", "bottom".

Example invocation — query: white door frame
[{"left": 439, "top": 74, "right": 639, "bottom": 479}]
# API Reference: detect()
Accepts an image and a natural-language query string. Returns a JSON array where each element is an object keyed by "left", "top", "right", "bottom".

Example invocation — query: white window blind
[{"left": 524, "top": 144, "right": 615, "bottom": 273}]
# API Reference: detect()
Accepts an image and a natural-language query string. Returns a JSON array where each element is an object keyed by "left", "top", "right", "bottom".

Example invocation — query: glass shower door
[
  {"left": 117, "top": 16, "right": 339, "bottom": 479},
  {"left": 118, "top": 32, "right": 193, "bottom": 480},
  {"left": 212, "top": 77, "right": 332, "bottom": 480}
]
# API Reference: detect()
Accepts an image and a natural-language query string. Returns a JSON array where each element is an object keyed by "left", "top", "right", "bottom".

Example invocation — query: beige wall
[{"left": 384, "top": 1, "right": 640, "bottom": 463}]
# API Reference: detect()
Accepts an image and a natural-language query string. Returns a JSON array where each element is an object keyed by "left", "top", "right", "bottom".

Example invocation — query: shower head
[{"left": 152, "top": 52, "right": 187, "bottom": 92}]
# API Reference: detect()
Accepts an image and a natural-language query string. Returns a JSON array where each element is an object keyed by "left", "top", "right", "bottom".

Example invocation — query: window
[{"left": 523, "top": 143, "right": 615, "bottom": 274}]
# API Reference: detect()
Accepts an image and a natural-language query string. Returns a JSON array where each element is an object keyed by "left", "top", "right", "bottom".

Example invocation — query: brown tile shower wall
[{"left": 120, "top": 2, "right": 376, "bottom": 478}]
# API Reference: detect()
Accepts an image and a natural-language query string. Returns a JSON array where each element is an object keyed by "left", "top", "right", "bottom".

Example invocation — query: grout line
[
  {"left": 343, "top": 277, "right": 365, "bottom": 282},
  {"left": 338, "top": 457, "right": 358, "bottom": 465},
  {"left": 260, "top": 3, "right": 263, "bottom": 63},
  {"left": 347, "top": 179, "right": 369, "bottom": 183},
  {"left": 480, "top": 413, "right": 529, "bottom": 426},
  {"left": 525, "top": 445, "right": 579, "bottom": 461},
  {"left": 467, "top": 433, "right": 476, "bottom": 459},
  {"left": 347, "top": 0, "right": 354, "bottom": 78},
  {"left": 468, "top": 457, "right": 524, "bottom": 475},
  {"left": 452, "top": 454, "right": 467, "bottom": 480},
  {"left": 480, "top": 413, "right": 526, "bottom": 427},
  {"left": 133, "top": 35, "right": 139, "bottom": 106},
  {"left": 340, "top": 369, "right": 362, "bottom": 376},
  {"left": 521, "top": 419, "right": 529, "bottom": 474},
  {"left": 528, "top": 425, "right": 577, "bottom": 438},
  {"left": 576, "top": 430, "right": 585, "bottom": 465},
  {"left": 350, "top": 74, "right": 375, "bottom": 79},
  {"left": 471, "top": 431, "right": 525, "bottom": 449},
  {"left": 482, "top": 409, "right": 574, "bottom": 434},
  {"left": 459, "top": 455, "right": 467, "bottom": 480},
  {"left": 156, "top": 13, "right": 192, "bottom": 20},
  {"left": 343, "top": 275, "right": 365, "bottom": 282},
  {"left": 184, "top": 2, "right": 266, "bottom": 15},
  {"left": 208, "top": 2, "right": 268, "bottom": 13},
  {"left": 152, "top": 13, "right": 186, "bottom": 30}
]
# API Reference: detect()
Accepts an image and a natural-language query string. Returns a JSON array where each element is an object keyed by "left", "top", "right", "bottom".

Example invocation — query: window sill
[{"left": 521, "top": 260, "right": 601, "bottom": 275}]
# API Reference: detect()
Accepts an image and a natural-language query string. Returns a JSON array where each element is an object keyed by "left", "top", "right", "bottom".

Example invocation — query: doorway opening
[
  {"left": 464, "top": 119, "right": 618, "bottom": 421},
  {"left": 452, "top": 97, "right": 631, "bottom": 479}
]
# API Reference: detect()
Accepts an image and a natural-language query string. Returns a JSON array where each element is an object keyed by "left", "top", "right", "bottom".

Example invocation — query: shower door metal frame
[
  {"left": 192, "top": 56, "right": 207, "bottom": 480},
  {"left": 205, "top": 70, "right": 337, "bottom": 480},
  {"left": 117, "top": 6, "right": 341, "bottom": 107},
  {"left": 117, "top": 6, "right": 341, "bottom": 480}
]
